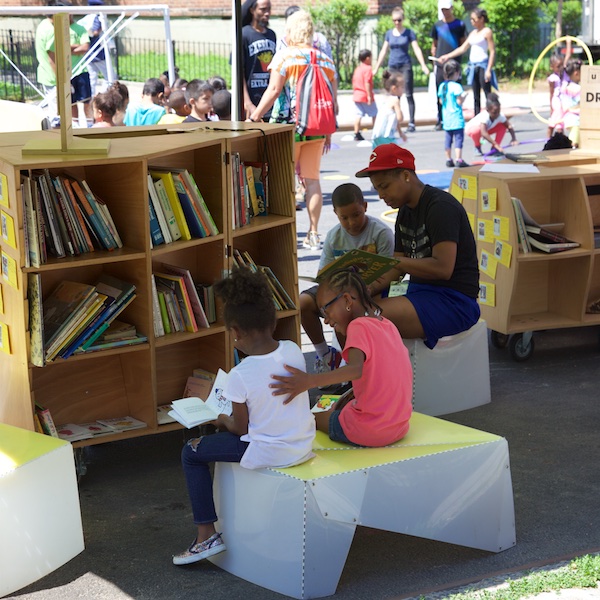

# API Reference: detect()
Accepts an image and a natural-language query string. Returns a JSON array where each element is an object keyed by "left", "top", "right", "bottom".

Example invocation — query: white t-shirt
[
  {"left": 319, "top": 215, "right": 395, "bottom": 270},
  {"left": 468, "top": 109, "right": 507, "bottom": 131},
  {"left": 224, "top": 340, "right": 315, "bottom": 470}
]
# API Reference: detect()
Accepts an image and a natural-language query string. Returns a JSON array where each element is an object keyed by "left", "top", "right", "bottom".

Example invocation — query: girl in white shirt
[{"left": 173, "top": 267, "right": 315, "bottom": 566}]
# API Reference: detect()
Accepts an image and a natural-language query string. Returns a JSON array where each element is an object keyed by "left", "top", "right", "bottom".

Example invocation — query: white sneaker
[
  {"left": 173, "top": 532, "right": 226, "bottom": 565},
  {"left": 302, "top": 231, "right": 322, "bottom": 250}
]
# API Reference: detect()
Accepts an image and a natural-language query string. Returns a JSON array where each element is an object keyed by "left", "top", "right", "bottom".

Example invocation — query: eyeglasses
[
  {"left": 319, "top": 293, "right": 344, "bottom": 318},
  {"left": 393, "top": 18, "right": 403, "bottom": 22}
]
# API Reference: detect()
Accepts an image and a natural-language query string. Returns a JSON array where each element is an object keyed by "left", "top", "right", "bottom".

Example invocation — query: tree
[
  {"left": 541, "top": 0, "right": 582, "bottom": 38},
  {"left": 307, "top": 0, "right": 368, "bottom": 84},
  {"left": 482, "top": 0, "right": 540, "bottom": 77}
]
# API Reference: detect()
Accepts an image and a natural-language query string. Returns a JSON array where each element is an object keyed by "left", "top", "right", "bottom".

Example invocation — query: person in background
[
  {"left": 79, "top": 0, "right": 109, "bottom": 97},
  {"left": 371, "top": 70, "right": 407, "bottom": 148},
  {"left": 354, "top": 144, "right": 480, "bottom": 349},
  {"left": 241, "top": 0, "right": 277, "bottom": 120},
  {"left": 438, "top": 8, "right": 497, "bottom": 116},
  {"left": 208, "top": 75, "right": 227, "bottom": 91},
  {"left": 547, "top": 53, "right": 566, "bottom": 137},
  {"left": 438, "top": 59, "right": 469, "bottom": 168},
  {"left": 110, "top": 80, "right": 129, "bottom": 125},
  {"left": 560, "top": 57, "right": 582, "bottom": 148},
  {"left": 35, "top": 0, "right": 93, "bottom": 122},
  {"left": 123, "top": 77, "right": 165, "bottom": 126},
  {"left": 212, "top": 89, "right": 232, "bottom": 120},
  {"left": 248, "top": 10, "right": 337, "bottom": 252},
  {"left": 352, "top": 49, "right": 377, "bottom": 142},
  {"left": 271, "top": 268, "right": 413, "bottom": 449},
  {"left": 173, "top": 267, "right": 315, "bottom": 565},
  {"left": 431, "top": 0, "right": 466, "bottom": 130},
  {"left": 465, "top": 92, "right": 518, "bottom": 155},
  {"left": 157, "top": 90, "right": 191, "bottom": 124},
  {"left": 372, "top": 6, "right": 430, "bottom": 133},
  {"left": 91, "top": 89, "right": 117, "bottom": 127},
  {"left": 300, "top": 183, "right": 394, "bottom": 375},
  {"left": 172, "top": 78, "right": 188, "bottom": 91},
  {"left": 182, "top": 79, "right": 215, "bottom": 123},
  {"left": 160, "top": 69, "right": 176, "bottom": 104}
]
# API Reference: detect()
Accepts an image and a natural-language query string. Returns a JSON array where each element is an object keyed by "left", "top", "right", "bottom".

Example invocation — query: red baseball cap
[{"left": 355, "top": 144, "right": 416, "bottom": 178}]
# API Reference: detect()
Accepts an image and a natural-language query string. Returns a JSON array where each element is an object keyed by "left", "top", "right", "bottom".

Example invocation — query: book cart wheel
[
  {"left": 508, "top": 332, "right": 535, "bottom": 362},
  {"left": 490, "top": 331, "right": 510, "bottom": 349},
  {"left": 74, "top": 447, "right": 89, "bottom": 481}
]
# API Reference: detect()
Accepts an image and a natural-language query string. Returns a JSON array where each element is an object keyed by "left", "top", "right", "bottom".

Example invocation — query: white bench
[
  {"left": 0, "top": 424, "right": 84, "bottom": 597},
  {"left": 404, "top": 319, "right": 491, "bottom": 416},
  {"left": 210, "top": 412, "right": 515, "bottom": 599}
]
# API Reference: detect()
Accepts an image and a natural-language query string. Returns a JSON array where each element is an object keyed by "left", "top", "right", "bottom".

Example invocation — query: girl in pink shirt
[{"left": 271, "top": 269, "right": 413, "bottom": 447}]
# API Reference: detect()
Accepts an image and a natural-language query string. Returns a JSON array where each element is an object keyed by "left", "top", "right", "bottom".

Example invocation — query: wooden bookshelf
[
  {"left": 450, "top": 160, "right": 600, "bottom": 349},
  {"left": 0, "top": 122, "right": 299, "bottom": 445}
]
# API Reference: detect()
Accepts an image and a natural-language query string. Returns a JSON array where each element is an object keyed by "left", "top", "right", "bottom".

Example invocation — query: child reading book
[
  {"left": 173, "top": 267, "right": 315, "bottom": 566},
  {"left": 300, "top": 183, "right": 394, "bottom": 375},
  {"left": 272, "top": 269, "right": 413, "bottom": 448}
]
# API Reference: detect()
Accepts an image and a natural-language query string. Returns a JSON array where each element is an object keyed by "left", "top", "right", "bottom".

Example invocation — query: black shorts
[{"left": 71, "top": 72, "right": 92, "bottom": 103}]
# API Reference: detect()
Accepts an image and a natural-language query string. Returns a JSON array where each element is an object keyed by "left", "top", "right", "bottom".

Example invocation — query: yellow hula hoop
[
  {"left": 381, "top": 208, "right": 398, "bottom": 223},
  {"left": 528, "top": 35, "right": 593, "bottom": 125}
]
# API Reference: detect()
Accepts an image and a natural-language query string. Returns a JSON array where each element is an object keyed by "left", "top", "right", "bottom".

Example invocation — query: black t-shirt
[
  {"left": 242, "top": 25, "right": 277, "bottom": 114},
  {"left": 394, "top": 185, "right": 479, "bottom": 297},
  {"left": 431, "top": 19, "right": 466, "bottom": 58}
]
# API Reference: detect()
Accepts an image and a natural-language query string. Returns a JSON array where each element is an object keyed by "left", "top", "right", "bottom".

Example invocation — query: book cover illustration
[{"left": 96, "top": 416, "right": 147, "bottom": 431}]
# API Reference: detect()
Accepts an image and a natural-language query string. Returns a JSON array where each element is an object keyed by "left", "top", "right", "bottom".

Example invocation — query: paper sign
[
  {"left": 467, "top": 212, "right": 475, "bottom": 232},
  {"left": 0, "top": 173, "right": 8, "bottom": 208},
  {"left": 1, "top": 250, "right": 17, "bottom": 289},
  {"left": 480, "top": 188, "right": 497, "bottom": 212},
  {"left": 479, "top": 250, "right": 498, "bottom": 279},
  {"left": 494, "top": 239, "right": 513, "bottom": 268},
  {"left": 479, "top": 282, "right": 496, "bottom": 306},
  {"left": 0, "top": 321, "right": 10, "bottom": 354},
  {"left": 1, "top": 210, "right": 17, "bottom": 249},
  {"left": 456, "top": 174, "right": 477, "bottom": 199},
  {"left": 493, "top": 215, "right": 510, "bottom": 241},
  {"left": 477, "top": 218, "right": 494, "bottom": 243},
  {"left": 0, "top": 284, "right": 3, "bottom": 314},
  {"left": 450, "top": 183, "right": 464, "bottom": 203}
]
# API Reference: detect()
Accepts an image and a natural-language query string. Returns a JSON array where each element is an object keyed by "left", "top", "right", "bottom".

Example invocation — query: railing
[{"left": 0, "top": 29, "right": 39, "bottom": 102}]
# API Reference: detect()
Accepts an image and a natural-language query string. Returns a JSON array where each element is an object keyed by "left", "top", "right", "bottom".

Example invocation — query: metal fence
[{"left": 0, "top": 29, "right": 39, "bottom": 102}]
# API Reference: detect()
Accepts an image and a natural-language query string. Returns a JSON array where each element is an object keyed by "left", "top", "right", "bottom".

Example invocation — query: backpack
[{"left": 295, "top": 49, "right": 336, "bottom": 137}]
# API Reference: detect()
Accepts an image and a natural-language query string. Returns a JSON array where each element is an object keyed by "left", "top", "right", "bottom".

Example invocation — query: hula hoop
[
  {"left": 528, "top": 35, "right": 593, "bottom": 126},
  {"left": 381, "top": 208, "right": 398, "bottom": 223}
]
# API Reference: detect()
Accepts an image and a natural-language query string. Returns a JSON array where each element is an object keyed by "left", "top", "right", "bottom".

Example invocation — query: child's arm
[
  {"left": 372, "top": 41, "right": 389, "bottom": 74},
  {"left": 392, "top": 97, "right": 407, "bottom": 141},
  {"left": 505, "top": 117, "right": 519, "bottom": 146},
  {"left": 271, "top": 348, "right": 365, "bottom": 405},
  {"left": 480, "top": 123, "right": 504, "bottom": 153},
  {"left": 215, "top": 402, "right": 249, "bottom": 436},
  {"left": 456, "top": 90, "right": 468, "bottom": 106}
]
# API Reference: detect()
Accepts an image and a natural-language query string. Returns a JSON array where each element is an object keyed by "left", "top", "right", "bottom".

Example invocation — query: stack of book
[
  {"left": 231, "top": 153, "right": 268, "bottom": 229},
  {"left": 151, "top": 264, "right": 215, "bottom": 337},
  {"left": 512, "top": 197, "right": 580, "bottom": 254},
  {"left": 232, "top": 249, "right": 295, "bottom": 310},
  {"left": 21, "top": 171, "right": 123, "bottom": 267},
  {"left": 148, "top": 168, "right": 219, "bottom": 246},
  {"left": 30, "top": 273, "right": 144, "bottom": 365}
]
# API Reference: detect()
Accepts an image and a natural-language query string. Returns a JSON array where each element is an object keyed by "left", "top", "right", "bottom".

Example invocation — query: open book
[
  {"left": 300, "top": 249, "right": 400, "bottom": 285},
  {"left": 168, "top": 369, "right": 231, "bottom": 428}
]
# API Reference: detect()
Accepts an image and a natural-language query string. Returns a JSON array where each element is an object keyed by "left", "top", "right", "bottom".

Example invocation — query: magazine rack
[{"left": 0, "top": 123, "right": 299, "bottom": 445}]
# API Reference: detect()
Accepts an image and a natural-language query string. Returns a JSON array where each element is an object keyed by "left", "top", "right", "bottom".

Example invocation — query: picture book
[
  {"left": 35, "top": 403, "right": 58, "bottom": 437},
  {"left": 160, "top": 264, "right": 210, "bottom": 328},
  {"left": 182, "top": 375, "right": 213, "bottom": 400},
  {"left": 302, "top": 249, "right": 400, "bottom": 285},
  {"left": 526, "top": 231, "right": 580, "bottom": 253},
  {"left": 56, "top": 423, "right": 94, "bottom": 442},
  {"left": 157, "top": 404, "right": 176, "bottom": 425},
  {"left": 311, "top": 388, "right": 354, "bottom": 414},
  {"left": 169, "top": 369, "right": 231, "bottom": 428},
  {"left": 96, "top": 416, "right": 147, "bottom": 431}
]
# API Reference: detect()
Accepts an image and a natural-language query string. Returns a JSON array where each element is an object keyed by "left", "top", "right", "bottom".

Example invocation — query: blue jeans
[{"left": 181, "top": 432, "right": 249, "bottom": 525}]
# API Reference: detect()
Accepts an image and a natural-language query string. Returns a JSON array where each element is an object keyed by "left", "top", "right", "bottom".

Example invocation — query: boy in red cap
[{"left": 355, "top": 144, "right": 480, "bottom": 348}]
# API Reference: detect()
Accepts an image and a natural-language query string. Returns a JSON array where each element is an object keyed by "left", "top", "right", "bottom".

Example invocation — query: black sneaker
[
  {"left": 354, "top": 132, "right": 365, "bottom": 141},
  {"left": 456, "top": 159, "right": 470, "bottom": 168},
  {"left": 446, "top": 159, "right": 455, "bottom": 168},
  {"left": 406, "top": 123, "right": 416, "bottom": 133}
]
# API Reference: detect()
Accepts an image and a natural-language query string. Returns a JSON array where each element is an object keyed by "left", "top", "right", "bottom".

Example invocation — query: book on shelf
[
  {"left": 168, "top": 369, "right": 231, "bottom": 428},
  {"left": 243, "top": 161, "right": 268, "bottom": 216},
  {"left": 526, "top": 231, "right": 580, "bottom": 253},
  {"left": 51, "top": 174, "right": 86, "bottom": 255},
  {"left": 171, "top": 168, "right": 219, "bottom": 236},
  {"left": 56, "top": 423, "right": 95, "bottom": 442},
  {"left": 22, "top": 177, "right": 40, "bottom": 268},
  {"left": 182, "top": 374, "right": 214, "bottom": 400},
  {"left": 159, "top": 264, "right": 210, "bottom": 328},
  {"left": 301, "top": 249, "right": 401, "bottom": 285},
  {"left": 156, "top": 282, "right": 184, "bottom": 332},
  {"left": 151, "top": 274, "right": 165, "bottom": 337},
  {"left": 154, "top": 272, "right": 198, "bottom": 332},
  {"left": 88, "top": 185, "right": 123, "bottom": 249},
  {"left": 80, "top": 334, "right": 147, "bottom": 353},
  {"left": 61, "top": 177, "right": 95, "bottom": 253},
  {"left": 151, "top": 176, "right": 182, "bottom": 242},
  {"left": 147, "top": 176, "right": 172, "bottom": 245},
  {"left": 193, "top": 367, "right": 217, "bottom": 381},
  {"left": 156, "top": 289, "right": 172, "bottom": 334},
  {"left": 35, "top": 402, "right": 58, "bottom": 437},
  {"left": 195, "top": 282, "right": 216, "bottom": 323},
  {"left": 149, "top": 170, "right": 192, "bottom": 241},
  {"left": 172, "top": 175, "right": 207, "bottom": 238},
  {"left": 148, "top": 190, "right": 166, "bottom": 247},
  {"left": 511, "top": 197, "right": 531, "bottom": 253},
  {"left": 99, "top": 319, "right": 137, "bottom": 342},
  {"left": 524, "top": 225, "right": 578, "bottom": 246},
  {"left": 42, "top": 169, "right": 76, "bottom": 256},
  {"left": 157, "top": 404, "right": 176, "bottom": 425},
  {"left": 35, "top": 171, "right": 65, "bottom": 258},
  {"left": 96, "top": 416, "right": 147, "bottom": 432},
  {"left": 28, "top": 273, "right": 45, "bottom": 367},
  {"left": 30, "top": 175, "right": 48, "bottom": 263}
]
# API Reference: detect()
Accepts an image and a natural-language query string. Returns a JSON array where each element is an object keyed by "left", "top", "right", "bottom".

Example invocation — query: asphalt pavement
[{"left": 6, "top": 100, "right": 600, "bottom": 600}]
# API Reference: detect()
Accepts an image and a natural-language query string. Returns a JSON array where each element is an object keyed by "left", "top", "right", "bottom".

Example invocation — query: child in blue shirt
[
  {"left": 300, "top": 183, "right": 394, "bottom": 374},
  {"left": 438, "top": 60, "right": 469, "bottom": 168}
]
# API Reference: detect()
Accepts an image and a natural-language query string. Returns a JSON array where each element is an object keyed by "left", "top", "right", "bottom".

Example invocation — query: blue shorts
[
  {"left": 354, "top": 102, "right": 378, "bottom": 118},
  {"left": 406, "top": 282, "right": 480, "bottom": 349},
  {"left": 328, "top": 410, "right": 362, "bottom": 446},
  {"left": 71, "top": 72, "right": 92, "bottom": 103},
  {"left": 444, "top": 129, "right": 465, "bottom": 150}
]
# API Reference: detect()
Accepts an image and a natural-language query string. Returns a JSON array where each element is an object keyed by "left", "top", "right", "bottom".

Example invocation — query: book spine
[
  {"left": 511, "top": 197, "right": 531, "bottom": 253},
  {"left": 152, "top": 177, "right": 182, "bottom": 241},
  {"left": 37, "top": 174, "right": 66, "bottom": 258},
  {"left": 51, "top": 176, "right": 82, "bottom": 255},
  {"left": 173, "top": 178, "right": 206, "bottom": 238},
  {"left": 31, "top": 179, "right": 47, "bottom": 264},
  {"left": 81, "top": 181, "right": 122, "bottom": 248},
  {"left": 36, "top": 406, "right": 59, "bottom": 437},
  {"left": 148, "top": 193, "right": 165, "bottom": 246},
  {"left": 147, "top": 178, "right": 172, "bottom": 243},
  {"left": 176, "top": 174, "right": 209, "bottom": 236},
  {"left": 43, "top": 170, "right": 74, "bottom": 256},
  {"left": 150, "top": 172, "right": 191, "bottom": 241},
  {"left": 62, "top": 178, "right": 95, "bottom": 253},
  {"left": 151, "top": 274, "right": 165, "bottom": 337},
  {"left": 28, "top": 273, "right": 45, "bottom": 367},
  {"left": 71, "top": 180, "right": 115, "bottom": 250},
  {"left": 157, "top": 290, "right": 171, "bottom": 334},
  {"left": 186, "top": 172, "right": 219, "bottom": 235}
]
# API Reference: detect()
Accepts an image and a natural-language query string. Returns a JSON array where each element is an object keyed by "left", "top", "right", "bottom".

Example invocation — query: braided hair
[
  {"left": 322, "top": 269, "right": 382, "bottom": 316},
  {"left": 213, "top": 266, "right": 276, "bottom": 333}
]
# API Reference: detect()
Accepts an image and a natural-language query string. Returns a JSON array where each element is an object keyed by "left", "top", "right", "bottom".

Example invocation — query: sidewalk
[{"left": 334, "top": 86, "right": 549, "bottom": 131}]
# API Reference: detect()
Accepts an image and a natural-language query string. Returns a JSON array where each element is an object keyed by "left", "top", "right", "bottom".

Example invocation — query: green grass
[
  {"left": 431, "top": 554, "right": 600, "bottom": 600},
  {"left": 116, "top": 51, "right": 231, "bottom": 85}
]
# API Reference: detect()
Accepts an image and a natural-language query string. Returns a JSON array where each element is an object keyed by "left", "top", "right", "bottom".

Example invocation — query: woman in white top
[{"left": 438, "top": 8, "right": 496, "bottom": 116}]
